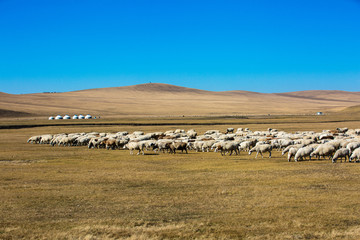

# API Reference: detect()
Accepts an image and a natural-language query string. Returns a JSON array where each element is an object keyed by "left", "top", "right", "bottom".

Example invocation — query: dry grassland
[
  {"left": 1, "top": 83, "right": 360, "bottom": 118},
  {"left": 1, "top": 115, "right": 360, "bottom": 239}
]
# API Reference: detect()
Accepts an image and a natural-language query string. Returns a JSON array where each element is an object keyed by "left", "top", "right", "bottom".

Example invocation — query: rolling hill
[{"left": 0, "top": 83, "right": 359, "bottom": 118}]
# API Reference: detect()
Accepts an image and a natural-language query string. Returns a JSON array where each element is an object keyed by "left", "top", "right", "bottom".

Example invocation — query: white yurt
[
  {"left": 55, "top": 115, "right": 63, "bottom": 120},
  {"left": 72, "top": 115, "right": 78, "bottom": 119},
  {"left": 48, "top": 116, "right": 55, "bottom": 120},
  {"left": 78, "top": 114, "right": 85, "bottom": 119},
  {"left": 85, "top": 114, "right": 92, "bottom": 119},
  {"left": 63, "top": 115, "right": 71, "bottom": 119}
]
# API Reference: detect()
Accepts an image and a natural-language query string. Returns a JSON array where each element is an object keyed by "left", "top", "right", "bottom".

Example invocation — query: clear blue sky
[{"left": 0, "top": 0, "right": 359, "bottom": 94}]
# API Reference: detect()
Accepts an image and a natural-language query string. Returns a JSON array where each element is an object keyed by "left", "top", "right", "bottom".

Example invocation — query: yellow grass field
[{"left": 1, "top": 114, "right": 360, "bottom": 239}]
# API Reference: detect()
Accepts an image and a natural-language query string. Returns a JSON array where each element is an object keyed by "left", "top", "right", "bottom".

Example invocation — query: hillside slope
[{"left": 1, "top": 83, "right": 359, "bottom": 118}]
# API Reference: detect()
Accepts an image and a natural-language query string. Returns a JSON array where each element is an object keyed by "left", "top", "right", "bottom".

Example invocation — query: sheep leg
[
  {"left": 255, "top": 151, "right": 259, "bottom": 158},
  {"left": 269, "top": 151, "right": 271, "bottom": 158}
]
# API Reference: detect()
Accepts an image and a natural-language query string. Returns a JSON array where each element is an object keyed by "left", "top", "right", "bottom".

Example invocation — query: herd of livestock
[{"left": 27, "top": 127, "right": 360, "bottom": 163}]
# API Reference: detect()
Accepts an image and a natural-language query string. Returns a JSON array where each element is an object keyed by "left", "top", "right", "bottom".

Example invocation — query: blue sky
[{"left": 0, "top": 0, "right": 359, "bottom": 94}]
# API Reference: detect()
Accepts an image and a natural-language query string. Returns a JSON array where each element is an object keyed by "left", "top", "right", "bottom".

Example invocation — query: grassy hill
[{"left": 1, "top": 83, "right": 359, "bottom": 118}]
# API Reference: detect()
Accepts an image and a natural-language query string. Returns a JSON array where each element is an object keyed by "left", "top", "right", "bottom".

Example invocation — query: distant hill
[
  {"left": 76, "top": 83, "right": 209, "bottom": 94},
  {"left": 1, "top": 83, "right": 359, "bottom": 118},
  {"left": 0, "top": 109, "right": 32, "bottom": 118},
  {"left": 275, "top": 90, "right": 360, "bottom": 103},
  {"left": 340, "top": 104, "right": 360, "bottom": 113}
]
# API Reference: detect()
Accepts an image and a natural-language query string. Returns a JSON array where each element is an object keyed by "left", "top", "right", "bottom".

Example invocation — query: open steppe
[
  {"left": 1, "top": 83, "right": 360, "bottom": 118},
  {"left": 1, "top": 84, "right": 360, "bottom": 239},
  {"left": 1, "top": 113, "right": 360, "bottom": 239}
]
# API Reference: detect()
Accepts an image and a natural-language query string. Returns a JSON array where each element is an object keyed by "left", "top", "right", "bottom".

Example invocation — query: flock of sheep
[{"left": 27, "top": 127, "right": 360, "bottom": 163}]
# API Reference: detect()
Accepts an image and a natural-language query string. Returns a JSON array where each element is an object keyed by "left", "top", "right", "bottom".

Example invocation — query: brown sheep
[
  {"left": 169, "top": 142, "right": 188, "bottom": 154},
  {"left": 105, "top": 139, "right": 117, "bottom": 150}
]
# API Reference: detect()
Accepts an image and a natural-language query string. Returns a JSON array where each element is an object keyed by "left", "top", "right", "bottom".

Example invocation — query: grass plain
[{"left": 1, "top": 113, "right": 360, "bottom": 239}]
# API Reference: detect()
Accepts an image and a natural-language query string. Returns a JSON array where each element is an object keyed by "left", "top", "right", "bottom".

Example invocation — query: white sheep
[
  {"left": 157, "top": 140, "right": 173, "bottom": 153},
  {"left": 215, "top": 141, "right": 239, "bottom": 156},
  {"left": 202, "top": 140, "right": 216, "bottom": 152},
  {"left": 116, "top": 138, "right": 129, "bottom": 149},
  {"left": 174, "top": 129, "right": 185, "bottom": 134},
  {"left": 88, "top": 138, "right": 100, "bottom": 149},
  {"left": 282, "top": 144, "right": 304, "bottom": 156},
  {"left": 76, "top": 136, "right": 90, "bottom": 146},
  {"left": 125, "top": 141, "right": 146, "bottom": 155},
  {"left": 278, "top": 139, "right": 294, "bottom": 150},
  {"left": 192, "top": 141, "right": 205, "bottom": 152},
  {"left": 57, "top": 136, "right": 74, "bottom": 147},
  {"left": 50, "top": 134, "right": 65, "bottom": 146},
  {"left": 270, "top": 140, "right": 281, "bottom": 150},
  {"left": 143, "top": 140, "right": 158, "bottom": 151},
  {"left": 339, "top": 140, "right": 352, "bottom": 148},
  {"left": 133, "top": 134, "right": 152, "bottom": 142},
  {"left": 310, "top": 144, "right": 336, "bottom": 160},
  {"left": 297, "top": 138, "right": 316, "bottom": 146},
  {"left": 204, "top": 130, "right": 220, "bottom": 135},
  {"left": 337, "top": 127, "right": 348, "bottom": 133},
  {"left": 287, "top": 147, "right": 299, "bottom": 162},
  {"left": 349, "top": 148, "right": 360, "bottom": 162},
  {"left": 116, "top": 131, "right": 128, "bottom": 136},
  {"left": 294, "top": 146, "right": 315, "bottom": 162},
  {"left": 186, "top": 129, "right": 197, "bottom": 139},
  {"left": 332, "top": 148, "right": 351, "bottom": 163},
  {"left": 133, "top": 131, "right": 144, "bottom": 136},
  {"left": 249, "top": 144, "right": 272, "bottom": 158},
  {"left": 323, "top": 140, "right": 341, "bottom": 150},
  {"left": 211, "top": 141, "right": 223, "bottom": 152},
  {"left": 39, "top": 134, "right": 53, "bottom": 144},
  {"left": 255, "top": 141, "right": 267, "bottom": 146},
  {"left": 238, "top": 141, "right": 252, "bottom": 152},
  {"left": 346, "top": 142, "right": 360, "bottom": 153},
  {"left": 27, "top": 135, "right": 41, "bottom": 144}
]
